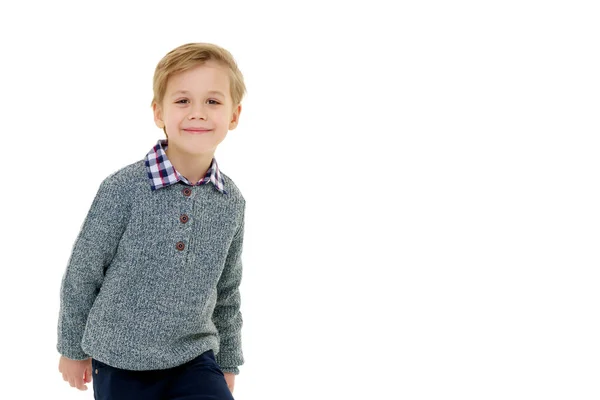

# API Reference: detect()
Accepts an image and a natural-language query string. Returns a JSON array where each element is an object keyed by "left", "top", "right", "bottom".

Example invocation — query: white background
[{"left": 0, "top": 0, "right": 598, "bottom": 399}]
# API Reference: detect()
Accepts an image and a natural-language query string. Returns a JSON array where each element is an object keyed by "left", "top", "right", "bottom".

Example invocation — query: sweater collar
[{"left": 144, "top": 139, "right": 227, "bottom": 194}]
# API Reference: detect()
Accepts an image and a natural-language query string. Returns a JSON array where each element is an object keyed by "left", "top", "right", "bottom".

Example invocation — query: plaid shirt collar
[{"left": 144, "top": 139, "right": 228, "bottom": 194}]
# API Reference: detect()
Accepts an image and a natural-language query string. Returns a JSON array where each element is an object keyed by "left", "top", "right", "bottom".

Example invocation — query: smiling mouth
[{"left": 184, "top": 129, "right": 212, "bottom": 134}]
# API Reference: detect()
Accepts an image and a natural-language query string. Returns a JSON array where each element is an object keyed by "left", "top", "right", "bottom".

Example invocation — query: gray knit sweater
[{"left": 56, "top": 157, "right": 245, "bottom": 374}]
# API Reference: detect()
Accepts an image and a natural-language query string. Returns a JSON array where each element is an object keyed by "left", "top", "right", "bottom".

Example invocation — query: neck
[{"left": 165, "top": 145, "right": 214, "bottom": 184}]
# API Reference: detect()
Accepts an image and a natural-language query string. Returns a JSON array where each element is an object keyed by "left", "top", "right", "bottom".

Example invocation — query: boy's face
[{"left": 153, "top": 60, "right": 241, "bottom": 157}]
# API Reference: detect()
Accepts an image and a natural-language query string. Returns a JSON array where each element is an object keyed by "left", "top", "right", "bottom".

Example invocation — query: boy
[{"left": 56, "top": 42, "right": 247, "bottom": 400}]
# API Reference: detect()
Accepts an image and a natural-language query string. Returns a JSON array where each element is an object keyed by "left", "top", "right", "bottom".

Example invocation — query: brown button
[
  {"left": 176, "top": 241, "right": 185, "bottom": 251},
  {"left": 182, "top": 188, "right": 192, "bottom": 196},
  {"left": 180, "top": 214, "right": 189, "bottom": 223},
  {"left": 95, "top": 369, "right": 98, "bottom": 374}
]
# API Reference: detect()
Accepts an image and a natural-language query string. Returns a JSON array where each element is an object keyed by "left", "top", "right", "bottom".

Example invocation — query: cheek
[
  {"left": 165, "top": 111, "right": 185, "bottom": 123},
  {"left": 217, "top": 110, "right": 233, "bottom": 123}
]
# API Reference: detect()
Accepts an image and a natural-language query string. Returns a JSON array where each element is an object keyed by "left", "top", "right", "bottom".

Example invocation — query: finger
[{"left": 76, "top": 377, "right": 87, "bottom": 391}]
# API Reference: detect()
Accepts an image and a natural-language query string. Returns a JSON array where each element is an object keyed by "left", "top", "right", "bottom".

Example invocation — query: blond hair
[{"left": 150, "top": 42, "right": 247, "bottom": 137}]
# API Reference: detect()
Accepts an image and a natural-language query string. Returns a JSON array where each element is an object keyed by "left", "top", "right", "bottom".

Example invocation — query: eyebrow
[{"left": 171, "top": 90, "right": 226, "bottom": 97}]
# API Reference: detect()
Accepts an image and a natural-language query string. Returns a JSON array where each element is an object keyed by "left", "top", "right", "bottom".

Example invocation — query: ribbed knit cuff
[
  {"left": 220, "top": 366, "right": 240, "bottom": 375},
  {"left": 56, "top": 343, "right": 90, "bottom": 360}
]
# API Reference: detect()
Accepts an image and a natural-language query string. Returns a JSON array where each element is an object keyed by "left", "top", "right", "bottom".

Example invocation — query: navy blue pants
[{"left": 92, "top": 349, "right": 235, "bottom": 400}]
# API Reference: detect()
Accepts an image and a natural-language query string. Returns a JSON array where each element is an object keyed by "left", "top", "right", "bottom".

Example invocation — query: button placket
[{"left": 177, "top": 186, "right": 192, "bottom": 252}]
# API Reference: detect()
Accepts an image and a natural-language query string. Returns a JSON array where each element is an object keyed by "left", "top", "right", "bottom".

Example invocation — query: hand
[
  {"left": 224, "top": 372, "right": 235, "bottom": 393},
  {"left": 58, "top": 355, "right": 92, "bottom": 391}
]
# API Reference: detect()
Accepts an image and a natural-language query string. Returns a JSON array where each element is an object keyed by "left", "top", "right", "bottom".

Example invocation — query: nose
[{"left": 188, "top": 103, "right": 207, "bottom": 120}]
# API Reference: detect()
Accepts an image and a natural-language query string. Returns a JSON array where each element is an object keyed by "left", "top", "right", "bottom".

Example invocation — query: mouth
[{"left": 183, "top": 129, "right": 212, "bottom": 134}]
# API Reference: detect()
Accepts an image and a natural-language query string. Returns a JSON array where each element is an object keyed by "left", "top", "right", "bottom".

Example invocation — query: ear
[
  {"left": 152, "top": 102, "right": 165, "bottom": 129},
  {"left": 228, "top": 103, "right": 242, "bottom": 130}
]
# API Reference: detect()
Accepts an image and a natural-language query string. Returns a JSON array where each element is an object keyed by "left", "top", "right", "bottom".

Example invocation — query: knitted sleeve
[
  {"left": 212, "top": 203, "right": 245, "bottom": 375},
  {"left": 56, "top": 174, "right": 130, "bottom": 360}
]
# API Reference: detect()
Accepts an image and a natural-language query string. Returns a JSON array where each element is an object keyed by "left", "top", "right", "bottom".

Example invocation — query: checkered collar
[{"left": 144, "top": 139, "right": 228, "bottom": 194}]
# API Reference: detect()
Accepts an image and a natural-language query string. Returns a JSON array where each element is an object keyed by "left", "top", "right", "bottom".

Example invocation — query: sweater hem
[{"left": 81, "top": 337, "right": 220, "bottom": 371}]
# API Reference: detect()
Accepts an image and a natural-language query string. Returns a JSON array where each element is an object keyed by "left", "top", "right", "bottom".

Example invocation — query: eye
[{"left": 175, "top": 99, "right": 220, "bottom": 105}]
